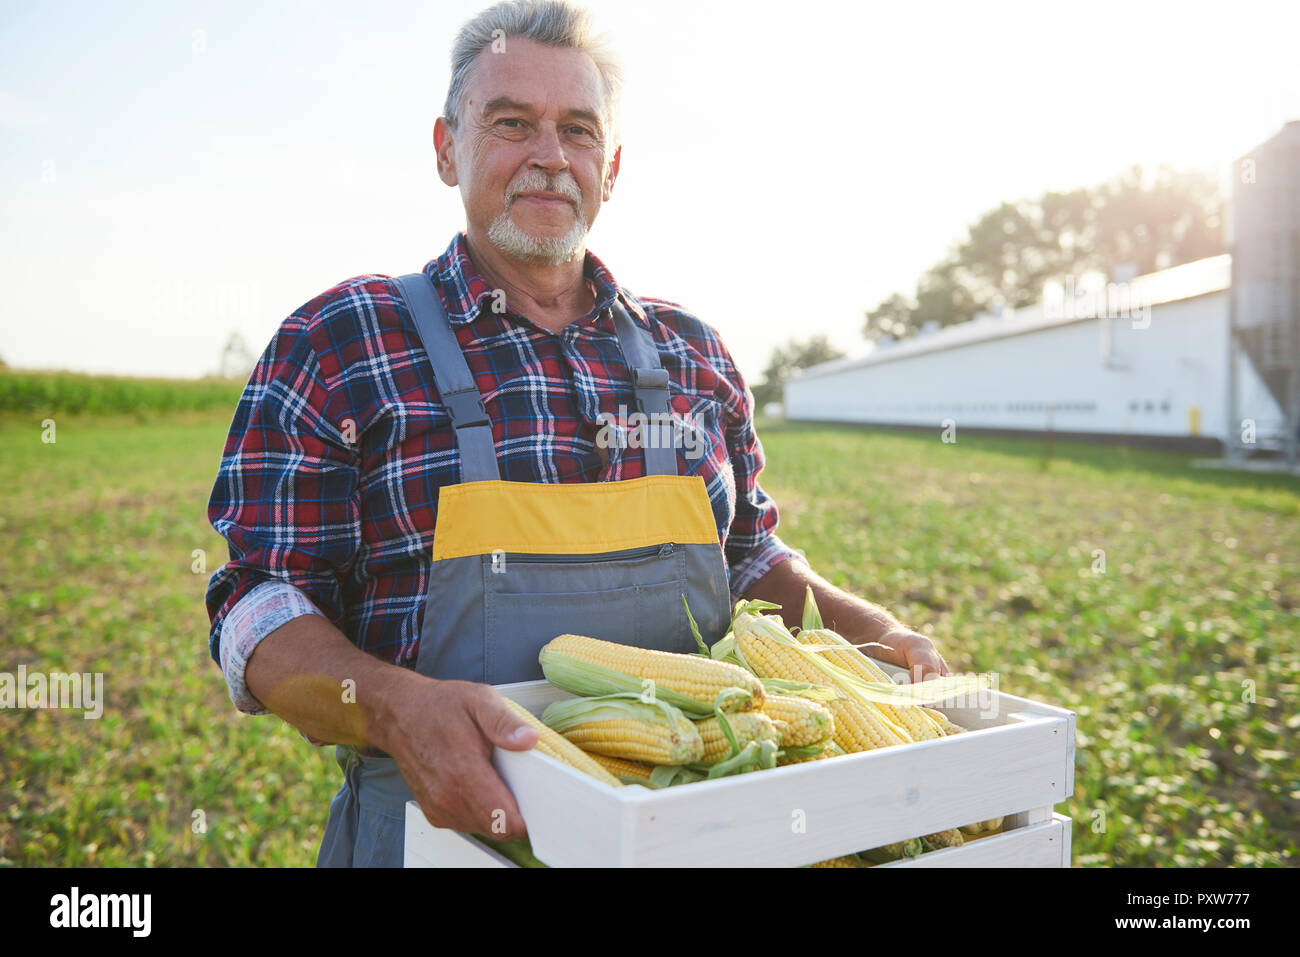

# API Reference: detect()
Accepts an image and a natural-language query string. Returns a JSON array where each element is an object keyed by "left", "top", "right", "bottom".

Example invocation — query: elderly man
[{"left": 205, "top": 0, "right": 947, "bottom": 867}]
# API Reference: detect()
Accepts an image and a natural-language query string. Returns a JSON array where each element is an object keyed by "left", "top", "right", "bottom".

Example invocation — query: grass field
[{"left": 1, "top": 407, "right": 1296, "bottom": 867}]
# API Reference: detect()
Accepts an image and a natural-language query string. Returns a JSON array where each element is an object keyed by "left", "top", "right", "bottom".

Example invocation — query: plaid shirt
[{"left": 205, "top": 231, "right": 797, "bottom": 716}]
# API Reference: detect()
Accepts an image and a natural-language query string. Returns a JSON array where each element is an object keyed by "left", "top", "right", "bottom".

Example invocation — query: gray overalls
[{"left": 315, "top": 270, "right": 733, "bottom": 866}]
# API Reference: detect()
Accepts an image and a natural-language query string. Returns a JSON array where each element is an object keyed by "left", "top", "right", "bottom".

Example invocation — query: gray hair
[{"left": 443, "top": 0, "right": 624, "bottom": 154}]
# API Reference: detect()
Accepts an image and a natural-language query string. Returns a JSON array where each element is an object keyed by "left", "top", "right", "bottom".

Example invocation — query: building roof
[{"left": 796, "top": 254, "right": 1231, "bottom": 380}]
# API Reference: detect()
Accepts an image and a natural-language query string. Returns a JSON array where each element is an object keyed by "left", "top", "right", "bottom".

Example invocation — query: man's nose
[{"left": 528, "top": 122, "right": 569, "bottom": 172}]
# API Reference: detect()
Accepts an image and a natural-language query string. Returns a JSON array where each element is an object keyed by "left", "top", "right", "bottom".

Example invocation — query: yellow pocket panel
[{"left": 432, "top": 475, "right": 718, "bottom": 560}]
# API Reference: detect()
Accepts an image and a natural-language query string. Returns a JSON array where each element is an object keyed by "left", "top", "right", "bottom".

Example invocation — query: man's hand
[
  {"left": 380, "top": 674, "right": 540, "bottom": 841},
  {"left": 244, "top": 615, "right": 541, "bottom": 841},
  {"left": 874, "top": 629, "right": 949, "bottom": 682}
]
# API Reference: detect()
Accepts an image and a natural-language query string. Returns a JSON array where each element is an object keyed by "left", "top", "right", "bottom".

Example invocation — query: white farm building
[
  {"left": 787, "top": 122, "right": 1300, "bottom": 457},
  {"left": 784, "top": 254, "right": 1285, "bottom": 451}
]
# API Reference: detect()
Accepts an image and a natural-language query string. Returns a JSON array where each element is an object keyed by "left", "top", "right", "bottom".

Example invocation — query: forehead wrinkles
[{"left": 465, "top": 45, "right": 607, "bottom": 128}]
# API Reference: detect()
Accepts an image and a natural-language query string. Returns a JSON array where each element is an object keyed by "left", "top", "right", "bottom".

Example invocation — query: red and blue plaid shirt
[{"left": 205, "top": 231, "right": 796, "bottom": 708}]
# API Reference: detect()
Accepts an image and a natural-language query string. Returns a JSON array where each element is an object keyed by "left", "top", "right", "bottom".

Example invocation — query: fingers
[
  {"left": 462, "top": 760, "right": 530, "bottom": 840},
  {"left": 394, "top": 682, "right": 531, "bottom": 840},
  {"left": 407, "top": 740, "right": 529, "bottom": 840},
  {"left": 888, "top": 630, "right": 947, "bottom": 681},
  {"left": 908, "top": 646, "right": 949, "bottom": 681},
  {"left": 472, "top": 688, "right": 540, "bottom": 752}
]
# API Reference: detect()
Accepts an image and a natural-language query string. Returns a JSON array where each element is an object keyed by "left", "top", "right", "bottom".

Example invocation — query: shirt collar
[{"left": 423, "top": 231, "right": 647, "bottom": 329}]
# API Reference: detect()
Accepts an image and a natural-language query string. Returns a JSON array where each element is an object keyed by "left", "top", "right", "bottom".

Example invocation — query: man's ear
[
  {"left": 434, "top": 117, "right": 458, "bottom": 187},
  {"left": 602, "top": 144, "right": 621, "bottom": 202}
]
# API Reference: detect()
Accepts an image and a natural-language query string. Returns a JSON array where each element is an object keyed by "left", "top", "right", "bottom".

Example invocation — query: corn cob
[
  {"left": 960, "top": 816, "right": 1004, "bottom": 836},
  {"left": 810, "top": 855, "right": 867, "bottom": 868},
  {"left": 876, "top": 703, "right": 944, "bottom": 741},
  {"left": 558, "top": 720, "right": 701, "bottom": 765},
  {"left": 501, "top": 698, "right": 621, "bottom": 788},
  {"left": 731, "top": 606, "right": 990, "bottom": 759},
  {"left": 922, "top": 828, "right": 965, "bottom": 850},
  {"left": 734, "top": 621, "right": 832, "bottom": 685},
  {"left": 798, "top": 629, "right": 945, "bottom": 741},
  {"left": 734, "top": 621, "right": 909, "bottom": 751},
  {"left": 694, "top": 711, "right": 782, "bottom": 763},
  {"left": 798, "top": 628, "right": 896, "bottom": 682},
  {"left": 859, "top": 838, "right": 925, "bottom": 865},
  {"left": 783, "top": 589, "right": 987, "bottom": 715},
  {"left": 736, "top": 615, "right": 910, "bottom": 729},
  {"left": 921, "top": 706, "right": 968, "bottom": 735},
  {"left": 761, "top": 694, "right": 835, "bottom": 747},
  {"left": 586, "top": 753, "right": 657, "bottom": 786},
  {"left": 540, "top": 634, "right": 763, "bottom": 717},
  {"left": 828, "top": 696, "right": 909, "bottom": 752},
  {"left": 542, "top": 695, "right": 704, "bottom": 765}
]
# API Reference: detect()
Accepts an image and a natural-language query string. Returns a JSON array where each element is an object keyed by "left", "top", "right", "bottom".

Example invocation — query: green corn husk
[
  {"left": 758, "top": 677, "right": 840, "bottom": 703},
  {"left": 777, "top": 740, "right": 832, "bottom": 762},
  {"left": 541, "top": 693, "right": 704, "bottom": 765},
  {"left": 648, "top": 765, "right": 706, "bottom": 788},
  {"left": 680, "top": 594, "right": 747, "bottom": 666},
  {"left": 471, "top": 834, "right": 549, "bottom": 868},
  {"left": 801, "top": 585, "right": 824, "bottom": 631},
  {"left": 683, "top": 594, "right": 710, "bottom": 656},
  {"left": 707, "top": 632, "right": 745, "bottom": 666},
  {"left": 859, "top": 838, "right": 925, "bottom": 865},
  {"left": 686, "top": 705, "right": 781, "bottom": 778},
  {"left": 685, "top": 738, "right": 780, "bottom": 779},
  {"left": 704, "top": 598, "right": 781, "bottom": 665}
]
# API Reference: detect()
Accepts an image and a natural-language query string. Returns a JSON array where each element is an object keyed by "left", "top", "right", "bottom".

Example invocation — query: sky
[{"left": 1, "top": 0, "right": 1298, "bottom": 384}]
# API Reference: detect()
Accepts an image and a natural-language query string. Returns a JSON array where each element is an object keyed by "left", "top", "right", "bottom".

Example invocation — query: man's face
[{"left": 435, "top": 37, "right": 620, "bottom": 266}]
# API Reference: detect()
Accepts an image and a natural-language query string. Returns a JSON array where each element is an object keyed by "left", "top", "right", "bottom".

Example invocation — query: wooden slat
[
  {"left": 614, "top": 714, "right": 1069, "bottom": 867},
  {"left": 491, "top": 746, "right": 630, "bottom": 868},
  {"left": 490, "top": 679, "right": 574, "bottom": 715},
  {"left": 877, "top": 814, "right": 1071, "bottom": 868},
  {"left": 403, "top": 802, "right": 509, "bottom": 867}
]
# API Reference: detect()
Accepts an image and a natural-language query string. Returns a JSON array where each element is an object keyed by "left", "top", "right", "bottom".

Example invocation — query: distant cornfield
[{"left": 0, "top": 370, "right": 244, "bottom": 416}]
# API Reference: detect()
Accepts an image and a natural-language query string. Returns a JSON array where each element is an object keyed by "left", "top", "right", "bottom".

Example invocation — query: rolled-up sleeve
[
  {"left": 218, "top": 580, "right": 326, "bottom": 714},
  {"left": 204, "top": 312, "right": 361, "bottom": 711}
]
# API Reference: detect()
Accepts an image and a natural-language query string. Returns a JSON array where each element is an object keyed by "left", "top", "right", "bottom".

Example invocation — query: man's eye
[
  {"left": 497, "top": 118, "right": 524, "bottom": 128},
  {"left": 568, "top": 126, "right": 593, "bottom": 137}
]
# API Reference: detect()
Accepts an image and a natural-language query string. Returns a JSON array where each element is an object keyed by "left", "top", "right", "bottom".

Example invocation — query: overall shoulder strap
[
  {"left": 611, "top": 299, "right": 679, "bottom": 477},
  {"left": 394, "top": 273, "right": 501, "bottom": 483}
]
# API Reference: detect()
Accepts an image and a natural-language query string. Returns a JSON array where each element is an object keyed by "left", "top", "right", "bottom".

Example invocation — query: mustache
[{"left": 507, "top": 174, "right": 582, "bottom": 206}]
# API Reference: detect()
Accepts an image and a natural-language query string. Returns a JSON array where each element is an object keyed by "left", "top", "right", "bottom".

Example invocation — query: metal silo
[{"left": 1228, "top": 121, "right": 1300, "bottom": 466}]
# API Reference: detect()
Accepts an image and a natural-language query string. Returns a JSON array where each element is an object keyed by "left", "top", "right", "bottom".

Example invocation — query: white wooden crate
[{"left": 405, "top": 674, "right": 1075, "bottom": 868}]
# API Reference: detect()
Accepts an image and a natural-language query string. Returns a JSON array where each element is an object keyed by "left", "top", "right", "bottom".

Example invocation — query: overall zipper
[{"left": 501, "top": 543, "right": 677, "bottom": 564}]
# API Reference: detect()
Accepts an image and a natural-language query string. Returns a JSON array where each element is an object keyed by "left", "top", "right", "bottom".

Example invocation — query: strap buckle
[
  {"left": 632, "top": 368, "right": 670, "bottom": 390},
  {"left": 441, "top": 387, "right": 490, "bottom": 430}
]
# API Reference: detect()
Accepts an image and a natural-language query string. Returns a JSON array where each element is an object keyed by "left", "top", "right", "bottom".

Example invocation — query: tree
[
  {"left": 862, "top": 165, "right": 1224, "bottom": 341},
  {"left": 863, "top": 292, "right": 916, "bottom": 343},
  {"left": 216, "top": 331, "right": 256, "bottom": 380},
  {"left": 751, "top": 335, "right": 847, "bottom": 409}
]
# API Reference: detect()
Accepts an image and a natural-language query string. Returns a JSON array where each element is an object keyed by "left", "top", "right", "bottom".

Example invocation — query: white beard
[{"left": 487, "top": 199, "right": 590, "bottom": 266}]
